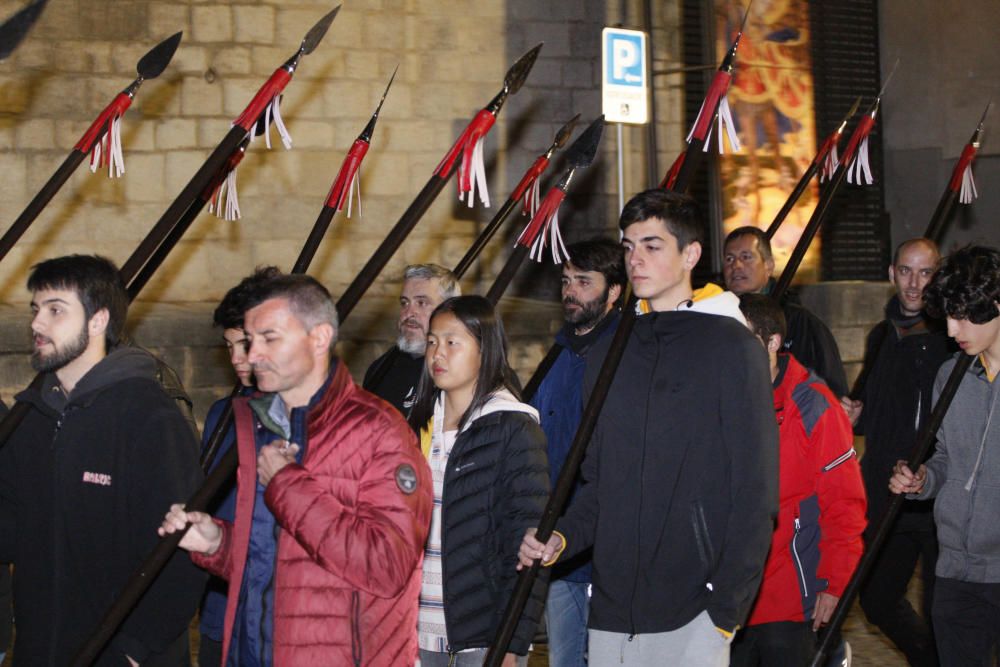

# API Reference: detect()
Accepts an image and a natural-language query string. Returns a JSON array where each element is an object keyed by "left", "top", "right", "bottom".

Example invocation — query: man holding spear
[
  {"left": 520, "top": 189, "right": 778, "bottom": 666},
  {"left": 890, "top": 246, "right": 1000, "bottom": 666}
]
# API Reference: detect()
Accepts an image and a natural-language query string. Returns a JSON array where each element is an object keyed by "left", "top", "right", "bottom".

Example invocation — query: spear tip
[
  {"left": 564, "top": 115, "right": 605, "bottom": 169},
  {"left": 505, "top": 42, "right": 544, "bottom": 96},
  {"left": 136, "top": 30, "right": 183, "bottom": 80},
  {"left": 0, "top": 0, "right": 48, "bottom": 61},
  {"left": 551, "top": 113, "right": 582, "bottom": 152},
  {"left": 301, "top": 5, "right": 341, "bottom": 55}
]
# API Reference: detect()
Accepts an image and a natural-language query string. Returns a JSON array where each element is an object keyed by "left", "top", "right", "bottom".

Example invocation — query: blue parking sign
[
  {"left": 605, "top": 31, "right": 644, "bottom": 87},
  {"left": 602, "top": 28, "right": 648, "bottom": 124}
]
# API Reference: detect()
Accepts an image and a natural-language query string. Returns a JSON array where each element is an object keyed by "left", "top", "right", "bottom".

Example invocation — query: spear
[
  {"left": 361, "top": 115, "right": 580, "bottom": 396},
  {"left": 811, "top": 352, "right": 974, "bottom": 666},
  {"left": 333, "top": 43, "right": 543, "bottom": 321},
  {"left": 660, "top": 0, "right": 750, "bottom": 191},
  {"left": 485, "top": 116, "right": 605, "bottom": 305},
  {"left": 0, "top": 0, "right": 46, "bottom": 61},
  {"left": 764, "top": 97, "right": 861, "bottom": 240},
  {"left": 925, "top": 100, "right": 992, "bottom": 244},
  {"left": 452, "top": 113, "right": 580, "bottom": 278},
  {"left": 117, "top": 6, "right": 339, "bottom": 286},
  {"left": 198, "top": 71, "right": 397, "bottom": 473},
  {"left": 0, "top": 31, "right": 183, "bottom": 263}
]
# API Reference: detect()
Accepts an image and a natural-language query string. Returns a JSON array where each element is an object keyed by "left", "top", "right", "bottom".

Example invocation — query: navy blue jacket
[{"left": 529, "top": 312, "right": 619, "bottom": 583}]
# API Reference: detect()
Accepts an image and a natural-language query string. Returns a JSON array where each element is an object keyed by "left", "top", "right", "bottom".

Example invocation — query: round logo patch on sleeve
[{"left": 395, "top": 463, "right": 418, "bottom": 495}]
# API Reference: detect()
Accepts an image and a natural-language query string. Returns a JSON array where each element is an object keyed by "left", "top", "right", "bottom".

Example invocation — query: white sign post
[{"left": 602, "top": 27, "right": 649, "bottom": 212}]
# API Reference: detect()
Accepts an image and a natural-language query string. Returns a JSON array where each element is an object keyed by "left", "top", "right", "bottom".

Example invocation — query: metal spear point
[
  {"left": 486, "top": 42, "right": 544, "bottom": 113},
  {"left": 135, "top": 31, "right": 183, "bottom": 82},
  {"left": 972, "top": 97, "right": 993, "bottom": 145},
  {"left": 546, "top": 113, "right": 581, "bottom": 157},
  {"left": 562, "top": 114, "right": 605, "bottom": 170},
  {"left": 0, "top": 0, "right": 47, "bottom": 61},
  {"left": 281, "top": 5, "right": 340, "bottom": 72},
  {"left": 359, "top": 65, "right": 398, "bottom": 142}
]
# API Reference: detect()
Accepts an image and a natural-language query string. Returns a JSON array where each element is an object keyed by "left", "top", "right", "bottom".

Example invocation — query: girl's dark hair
[
  {"left": 408, "top": 295, "right": 522, "bottom": 431},
  {"left": 924, "top": 245, "right": 1000, "bottom": 324}
]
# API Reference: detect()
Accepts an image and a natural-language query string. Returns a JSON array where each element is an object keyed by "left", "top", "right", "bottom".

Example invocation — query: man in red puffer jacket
[
  {"left": 733, "top": 294, "right": 867, "bottom": 666},
  {"left": 161, "top": 273, "right": 432, "bottom": 667}
]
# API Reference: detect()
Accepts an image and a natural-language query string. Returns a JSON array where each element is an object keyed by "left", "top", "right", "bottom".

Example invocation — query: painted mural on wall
[{"left": 716, "top": 0, "right": 820, "bottom": 280}]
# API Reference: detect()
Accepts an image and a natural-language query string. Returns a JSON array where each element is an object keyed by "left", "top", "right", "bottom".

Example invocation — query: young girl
[{"left": 410, "top": 296, "right": 550, "bottom": 667}]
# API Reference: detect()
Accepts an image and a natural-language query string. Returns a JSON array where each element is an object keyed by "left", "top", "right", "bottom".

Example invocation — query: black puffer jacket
[{"left": 440, "top": 403, "right": 550, "bottom": 655}]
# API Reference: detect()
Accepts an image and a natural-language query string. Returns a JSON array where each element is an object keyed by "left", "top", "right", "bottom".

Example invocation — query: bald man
[{"left": 842, "top": 238, "right": 951, "bottom": 666}]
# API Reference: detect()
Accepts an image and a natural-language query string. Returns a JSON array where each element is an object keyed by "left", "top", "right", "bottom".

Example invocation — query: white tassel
[
  {"left": 686, "top": 98, "right": 708, "bottom": 144},
  {"left": 821, "top": 145, "right": 839, "bottom": 183},
  {"left": 346, "top": 165, "right": 363, "bottom": 218},
  {"left": 549, "top": 208, "right": 569, "bottom": 264},
  {"left": 460, "top": 135, "right": 490, "bottom": 208},
  {"left": 525, "top": 179, "right": 541, "bottom": 217},
  {"left": 848, "top": 136, "right": 873, "bottom": 185},
  {"left": 109, "top": 115, "right": 125, "bottom": 178},
  {"left": 960, "top": 163, "right": 978, "bottom": 204},
  {"left": 248, "top": 96, "right": 292, "bottom": 150},
  {"left": 223, "top": 168, "right": 241, "bottom": 221},
  {"left": 713, "top": 95, "right": 741, "bottom": 154}
]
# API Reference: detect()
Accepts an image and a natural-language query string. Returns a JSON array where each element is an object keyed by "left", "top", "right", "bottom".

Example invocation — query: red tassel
[
  {"left": 516, "top": 186, "right": 567, "bottom": 264},
  {"left": 434, "top": 108, "right": 497, "bottom": 205},
  {"left": 687, "top": 71, "right": 732, "bottom": 143},
  {"left": 660, "top": 152, "right": 686, "bottom": 190},
  {"left": 510, "top": 155, "right": 549, "bottom": 215},
  {"left": 75, "top": 92, "right": 133, "bottom": 178},
  {"left": 325, "top": 138, "right": 371, "bottom": 214},
  {"left": 840, "top": 114, "right": 875, "bottom": 176},
  {"left": 233, "top": 68, "right": 293, "bottom": 133},
  {"left": 949, "top": 143, "right": 979, "bottom": 204}
]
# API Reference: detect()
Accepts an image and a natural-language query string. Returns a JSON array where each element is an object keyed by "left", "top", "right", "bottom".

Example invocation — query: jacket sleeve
[
  {"left": 854, "top": 321, "right": 891, "bottom": 433},
  {"left": 0, "top": 405, "right": 14, "bottom": 563},
  {"left": 496, "top": 417, "right": 551, "bottom": 656},
  {"left": 264, "top": 412, "right": 432, "bottom": 598},
  {"left": 191, "top": 518, "right": 235, "bottom": 580},
  {"left": 112, "top": 394, "right": 207, "bottom": 663},
  {"left": 708, "top": 334, "right": 780, "bottom": 632},
  {"left": 812, "top": 390, "right": 867, "bottom": 598}
]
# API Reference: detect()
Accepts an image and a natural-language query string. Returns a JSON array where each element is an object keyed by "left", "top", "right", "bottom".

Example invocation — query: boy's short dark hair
[
  {"left": 924, "top": 245, "right": 1000, "bottom": 324},
  {"left": 213, "top": 266, "right": 283, "bottom": 330},
  {"left": 27, "top": 255, "right": 128, "bottom": 349},
  {"left": 619, "top": 188, "right": 705, "bottom": 250},
  {"left": 566, "top": 237, "right": 627, "bottom": 293},
  {"left": 739, "top": 293, "right": 787, "bottom": 342}
]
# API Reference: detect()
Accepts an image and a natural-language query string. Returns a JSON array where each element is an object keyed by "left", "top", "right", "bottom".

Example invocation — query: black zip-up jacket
[
  {"left": 556, "top": 309, "right": 779, "bottom": 634},
  {"left": 857, "top": 296, "right": 952, "bottom": 530},
  {"left": 0, "top": 348, "right": 206, "bottom": 666},
  {"left": 440, "top": 409, "right": 550, "bottom": 655}
]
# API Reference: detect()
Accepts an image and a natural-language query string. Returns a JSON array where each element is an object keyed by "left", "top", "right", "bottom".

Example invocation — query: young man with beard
[
  {"left": 528, "top": 238, "right": 625, "bottom": 667},
  {"left": 723, "top": 226, "right": 849, "bottom": 397},
  {"left": 161, "top": 272, "right": 432, "bottom": 666},
  {"left": 0, "top": 255, "right": 205, "bottom": 666},
  {"left": 520, "top": 189, "right": 778, "bottom": 666},
  {"left": 842, "top": 238, "right": 949, "bottom": 666},
  {"left": 364, "top": 264, "right": 460, "bottom": 416},
  {"left": 890, "top": 246, "right": 1000, "bottom": 666}
]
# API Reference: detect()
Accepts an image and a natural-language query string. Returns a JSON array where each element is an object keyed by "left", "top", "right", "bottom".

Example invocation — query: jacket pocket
[
  {"left": 351, "top": 590, "right": 362, "bottom": 667},
  {"left": 691, "top": 500, "right": 715, "bottom": 578}
]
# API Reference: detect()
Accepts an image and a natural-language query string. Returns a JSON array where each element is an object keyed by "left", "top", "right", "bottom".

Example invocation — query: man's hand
[
  {"left": 889, "top": 460, "right": 926, "bottom": 495},
  {"left": 517, "top": 528, "right": 564, "bottom": 570},
  {"left": 257, "top": 441, "right": 300, "bottom": 487},
  {"left": 812, "top": 592, "right": 839, "bottom": 631},
  {"left": 840, "top": 397, "right": 862, "bottom": 426},
  {"left": 158, "top": 504, "right": 222, "bottom": 555},
  {"left": 126, "top": 656, "right": 138, "bottom": 667},
  {"left": 500, "top": 654, "right": 518, "bottom": 667}
]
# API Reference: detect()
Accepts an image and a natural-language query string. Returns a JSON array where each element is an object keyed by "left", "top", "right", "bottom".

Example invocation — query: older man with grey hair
[{"left": 364, "top": 264, "right": 460, "bottom": 416}]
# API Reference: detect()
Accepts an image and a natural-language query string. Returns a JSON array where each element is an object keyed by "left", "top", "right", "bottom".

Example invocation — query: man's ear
[
  {"left": 767, "top": 333, "right": 783, "bottom": 354},
  {"left": 608, "top": 282, "right": 623, "bottom": 306},
  {"left": 888, "top": 265, "right": 896, "bottom": 284},
  {"left": 309, "top": 322, "right": 335, "bottom": 356},
  {"left": 682, "top": 241, "right": 702, "bottom": 270},
  {"left": 765, "top": 255, "right": 775, "bottom": 276},
  {"left": 88, "top": 308, "right": 110, "bottom": 339}
]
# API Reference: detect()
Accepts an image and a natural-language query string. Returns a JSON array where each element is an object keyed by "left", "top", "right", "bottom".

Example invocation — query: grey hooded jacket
[{"left": 915, "top": 354, "right": 1000, "bottom": 582}]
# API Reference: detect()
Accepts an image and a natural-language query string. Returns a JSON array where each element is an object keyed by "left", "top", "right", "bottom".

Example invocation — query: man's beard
[
  {"left": 397, "top": 318, "right": 426, "bottom": 356},
  {"left": 563, "top": 286, "right": 610, "bottom": 331},
  {"left": 32, "top": 326, "right": 89, "bottom": 373}
]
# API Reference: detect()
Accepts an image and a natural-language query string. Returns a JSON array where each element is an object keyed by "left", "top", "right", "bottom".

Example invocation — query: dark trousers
[
  {"left": 932, "top": 577, "right": 1000, "bottom": 667},
  {"left": 860, "top": 525, "right": 939, "bottom": 666},
  {"left": 730, "top": 622, "right": 815, "bottom": 667},
  {"left": 0, "top": 564, "right": 11, "bottom": 655},
  {"left": 197, "top": 636, "right": 222, "bottom": 667}
]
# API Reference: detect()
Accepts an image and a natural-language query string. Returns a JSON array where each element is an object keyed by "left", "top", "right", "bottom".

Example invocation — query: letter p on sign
[{"left": 612, "top": 39, "right": 639, "bottom": 81}]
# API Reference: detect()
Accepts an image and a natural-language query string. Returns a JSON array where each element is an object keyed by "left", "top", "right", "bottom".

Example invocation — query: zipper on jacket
[
  {"left": 791, "top": 517, "right": 809, "bottom": 597},
  {"left": 629, "top": 342, "right": 658, "bottom": 634},
  {"left": 351, "top": 590, "right": 363, "bottom": 667}
]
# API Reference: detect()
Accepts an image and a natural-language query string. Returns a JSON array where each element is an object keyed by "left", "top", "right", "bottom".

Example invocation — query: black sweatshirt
[{"left": 0, "top": 347, "right": 206, "bottom": 666}]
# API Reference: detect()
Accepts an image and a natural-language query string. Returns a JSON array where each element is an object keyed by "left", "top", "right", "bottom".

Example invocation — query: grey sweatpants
[{"left": 589, "top": 610, "right": 730, "bottom": 666}]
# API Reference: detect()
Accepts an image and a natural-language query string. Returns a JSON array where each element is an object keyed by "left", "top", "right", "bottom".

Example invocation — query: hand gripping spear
[
  {"left": 362, "top": 114, "right": 580, "bottom": 396},
  {"left": 0, "top": 31, "right": 183, "bottom": 264},
  {"left": 333, "top": 43, "right": 543, "bottom": 321},
  {"left": 0, "top": 0, "right": 46, "bottom": 60},
  {"left": 198, "top": 71, "right": 397, "bottom": 473},
  {"left": 763, "top": 97, "right": 861, "bottom": 240},
  {"left": 0, "top": 8, "right": 340, "bottom": 460},
  {"left": 484, "top": 116, "right": 605, "bottom": 305},
  {"left": 924, "top": 100, "right": 992, "bottom": 245}
]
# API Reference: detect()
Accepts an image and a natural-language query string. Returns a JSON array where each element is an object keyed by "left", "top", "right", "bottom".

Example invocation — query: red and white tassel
[
  {"left": 209, "top": 168, "right": 241, "bottom": 221},
  {"left": 847, "top": 135, "right": 873, "bottom": 185},
  {"left": 89, "top": 113, "right": 126, "bottom": 178},
  {"left": 460, "top": 135, "right": 490, "bottom": 208},
  {"left": 959, "top": 163, "right": 978, "bottom": 204},
  {"left": 820, "top": 144, "right": 839, "bottom": 183},
  {"left": 523, "top": 178, "right": 541, "bottom": 217},
  {"left": 250, "top": 95, "right": 292, "bottom": 150},
  {"left": 346, "top": 164, "right": 363, "bottom": 218},
  {"left": 687, "top": 94, "right": 741, "bottom": 154}
]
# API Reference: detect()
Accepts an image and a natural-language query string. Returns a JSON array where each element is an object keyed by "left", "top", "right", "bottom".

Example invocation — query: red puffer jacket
[
  {"left": 193, "top": 361, "right": 433, "bottom": 666},
  {"left": 746, "top": 353, "right": 867, "bottom": 626}
]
